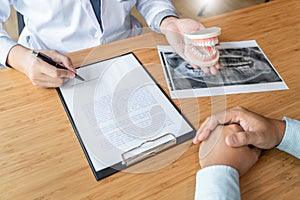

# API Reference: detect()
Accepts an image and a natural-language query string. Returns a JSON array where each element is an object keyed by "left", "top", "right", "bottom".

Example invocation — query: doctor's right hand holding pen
[{"left": 7, "top": 45, "right": 76, "bottom": 88}]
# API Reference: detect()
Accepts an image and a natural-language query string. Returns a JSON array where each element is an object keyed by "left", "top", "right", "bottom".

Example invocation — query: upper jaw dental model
[{"left": 184, "top": 27, "right": 221, "bottom": 67}]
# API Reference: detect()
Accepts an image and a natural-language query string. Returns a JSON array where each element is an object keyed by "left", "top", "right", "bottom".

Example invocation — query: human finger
[
  {"left": 193, "top": 116, "right": 219, "bottom": 144},
  {"left": 40, "top": 50, "right": 76, "bottom": 72},
  {"left": 209, "top": 66, "right": 218, "bottom": 75},
  {"left": 200, "top": 66, "right": 210, "bottom": 73},
  {"left": 194, "top": 107, "right": 248, "bottom": 144},
  {"left": 248, "top": 146, "right": 261, "bottom": 167},
  {"left": 210, "top": 62, "right": 221, "bottom": 74},
  {"left": 55, "top": 68, "right": 75, "bottom": 78},
  {"left": 225, "top": 131, "right": 264, "bottom": 148},
  {"left": 31, "top": 78, "right": 65, "bottom": 88},
  {"left": 238, "top": 146, "right": 261, "bottom": 176},
  {"left": 37, "top": 61, "right": 75, "bottom": 79},
  {"left": 30, "top": 72, "right": 70, "bottom": 88},
  {"left": 196, "top": 113, "right": 226, "bottom": 141},
  {"left": 252, "top": 147, "right": 261, "bottom": 159},
  {"left": 189, "top": 63, "right": 199, "bottom": 69}
]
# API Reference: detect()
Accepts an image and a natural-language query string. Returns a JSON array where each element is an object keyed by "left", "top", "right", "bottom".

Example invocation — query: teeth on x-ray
[
  {"left": 159, "top": 42, "right": 285, "bottom": 96},
  {"left": 219, "top": 56, "right": 253, "bottom": 68}
]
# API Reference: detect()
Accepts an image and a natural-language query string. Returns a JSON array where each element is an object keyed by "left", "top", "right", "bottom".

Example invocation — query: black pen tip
[{"left": 75, "top": 74, "right": 85, "bottom": 81}]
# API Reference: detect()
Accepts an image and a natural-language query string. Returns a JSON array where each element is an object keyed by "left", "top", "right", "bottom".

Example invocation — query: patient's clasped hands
[
  {"left": 195, "top": 107, "right": 286, "bottom": 175},
  {"left": 199, "top": 124, "right": 261, "bottom": 176}
]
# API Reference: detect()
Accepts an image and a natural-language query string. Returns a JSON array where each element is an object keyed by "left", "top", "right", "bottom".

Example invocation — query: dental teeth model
[{"left": 184, "top": 27, "right": 221, "bottom": 67}]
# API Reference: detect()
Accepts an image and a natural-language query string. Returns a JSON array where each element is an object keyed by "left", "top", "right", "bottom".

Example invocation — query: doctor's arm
[
  {"left": 159, "top": 17, "right": 221, "bottom": 75},
  {"left": 195, "top": 124, "right": 261, "bottom": 200},
  {"left": 6, "top": 45, "right": 75, "bottom": 88},
  {"left": 0, "top": 2, "right": 75, "bottom": 88},
  {"left": 0, "top": 0, "right": 18, "bottom": 66},
  {"left": 136, "top": 0, "right": 220, "bottom": 75}
]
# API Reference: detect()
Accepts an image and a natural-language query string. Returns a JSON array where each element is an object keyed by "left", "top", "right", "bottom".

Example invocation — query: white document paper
[
  {"left": 59, "top": 53, "right": 193, "bottom": 171},
  {"left": 158, "top": 40, "right": 288, "bottom": 98}
]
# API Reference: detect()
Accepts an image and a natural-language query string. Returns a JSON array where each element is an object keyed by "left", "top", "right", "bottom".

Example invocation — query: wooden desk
[{"left": 0, "top": 0, "right": 299, "bottom": 199}]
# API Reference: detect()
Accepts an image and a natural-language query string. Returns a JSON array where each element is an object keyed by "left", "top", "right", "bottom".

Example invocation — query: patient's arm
[{"left": 199, "top": 124, "right": 261, "bottom": 176}]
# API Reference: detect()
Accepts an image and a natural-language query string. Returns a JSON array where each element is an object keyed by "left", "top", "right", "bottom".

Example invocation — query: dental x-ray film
[{"left": 158, "top": 40, "right": 288, "bottom": 98}]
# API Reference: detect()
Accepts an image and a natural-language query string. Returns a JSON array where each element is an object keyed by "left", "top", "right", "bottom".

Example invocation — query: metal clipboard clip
[{"left": 121, "top": 133, "right": 177, "bottom": 166}]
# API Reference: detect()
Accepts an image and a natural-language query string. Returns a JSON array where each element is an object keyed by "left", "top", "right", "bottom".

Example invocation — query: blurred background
[{"left": 3, "top": 0, "right": 270, "bottom": 42}]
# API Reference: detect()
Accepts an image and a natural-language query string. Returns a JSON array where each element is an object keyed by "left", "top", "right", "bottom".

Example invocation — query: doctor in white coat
[{"left": 0, "top": 0, "right": 219, "bottom": 88}]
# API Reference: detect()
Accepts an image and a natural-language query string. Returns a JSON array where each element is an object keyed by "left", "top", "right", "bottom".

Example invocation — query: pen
[{"left": 32, "top": 51, "right": 85, "bottom": 81}]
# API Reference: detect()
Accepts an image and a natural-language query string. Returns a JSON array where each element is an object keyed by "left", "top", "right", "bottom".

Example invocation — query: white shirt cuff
[
  {"left": 195, "top": 165, "right": 241, "bottom": 200},
  {"left": 0, "top": 36, "right": 18, "bottom": 66},
  {"left": 150, "top": 10, "right": 178, "bottom": 33}
]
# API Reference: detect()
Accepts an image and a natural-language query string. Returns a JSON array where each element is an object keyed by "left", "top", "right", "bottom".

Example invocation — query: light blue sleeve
[
  {"left": 276, "top": 117, "right": 300, "bottom": 159},
  {"left": 195, "top": 165, "right": 240, "bottom": 200}
]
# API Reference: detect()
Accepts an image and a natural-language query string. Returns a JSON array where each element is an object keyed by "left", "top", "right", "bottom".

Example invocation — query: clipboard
[{"left": 56, "top": 52, "right": 196, "bottom": 181}]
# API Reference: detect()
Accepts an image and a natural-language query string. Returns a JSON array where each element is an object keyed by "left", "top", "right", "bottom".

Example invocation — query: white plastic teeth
[
  {"left": 191, "top": 46, "right": 217, "bottom": 60},
  {"left": 191, "top": 39, "right": 219, "bottom": 47},
  {"left": 184, "top": 27, "right": 221, "bottom": 67}
]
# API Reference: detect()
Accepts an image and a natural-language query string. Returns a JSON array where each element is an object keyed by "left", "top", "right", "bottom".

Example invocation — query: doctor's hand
[
  {"left": 7, "top": 45, "right": 76, "bottom": 88},
  {"left": 199, "top": 124, "right": 261, "bottom": 176},
  {"left": 160, "top": 17, "right": 220, "bottom": 75},
  {"left": 193, "top": 107, "right": 286, "bottom": 149}
]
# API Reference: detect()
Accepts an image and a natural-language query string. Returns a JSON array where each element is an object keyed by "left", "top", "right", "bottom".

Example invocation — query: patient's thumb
[{"left": 225, "top": 131, "right": 254, "bottom": 147}]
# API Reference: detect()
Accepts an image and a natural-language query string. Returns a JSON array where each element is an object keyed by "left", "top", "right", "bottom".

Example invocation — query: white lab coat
[{"left": 0, "top": 0, "right": 177, "bottom": 65}]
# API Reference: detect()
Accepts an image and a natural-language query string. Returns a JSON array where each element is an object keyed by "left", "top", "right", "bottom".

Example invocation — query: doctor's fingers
[
  {"left": 188, "top": 62, "right": 207, "bottom": 71},
  {"left": 200, "top": 63, "right": 220, "bottom": 75},
  {"left": 33, "top": 60, "right": 75, "bottom": 79},
  {"left": 211, "top": 63, "right": 221, "bottom": 73},
  {"left": 29, "top": 73, "right": 69, "bottom": 88},
  {"left": 39, "top": 50, "right": 76, "bottom": 72},
  {"left": 192, "top": 62, "right": 220, "bottom": 74}
]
